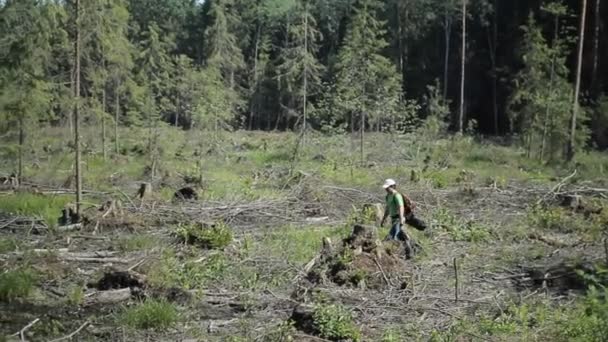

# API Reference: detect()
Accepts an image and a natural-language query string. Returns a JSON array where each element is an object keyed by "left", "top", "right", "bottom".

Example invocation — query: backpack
[{"left": 387, "top": 191, "right": 416, "bottom": 216}]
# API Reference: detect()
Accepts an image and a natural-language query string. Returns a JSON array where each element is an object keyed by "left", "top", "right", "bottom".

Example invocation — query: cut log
[
  {"left": 84, "top": 288, "right": 132, "bottom": 306},
  {"left": 137, "top": 183, "right": 152, "bottom": 199}
]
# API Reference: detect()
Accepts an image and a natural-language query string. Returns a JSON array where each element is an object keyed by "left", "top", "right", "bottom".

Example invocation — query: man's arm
[
  {"left": 380, "top": 206, "right": 389, "bottom": 226},
  {"left": 399, "top": 203, "right": 405, "bottom": 225}
]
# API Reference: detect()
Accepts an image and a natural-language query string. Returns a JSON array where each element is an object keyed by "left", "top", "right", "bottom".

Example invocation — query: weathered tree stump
[
  {"left": 174, "top": 187, "right": 198, "bottom": 201},
  {"left": 137, "top": 182, "right": 152, "bottom": 199}
]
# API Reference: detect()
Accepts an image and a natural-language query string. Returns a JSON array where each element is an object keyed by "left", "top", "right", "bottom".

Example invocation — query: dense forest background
[{"left": 1, "top": 0, "right": 607, "bottom": 154}]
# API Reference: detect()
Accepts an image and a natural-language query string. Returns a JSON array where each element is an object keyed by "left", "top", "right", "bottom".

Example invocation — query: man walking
[{"left": 380, "top": 178, "right": 426, "bottom": 258}]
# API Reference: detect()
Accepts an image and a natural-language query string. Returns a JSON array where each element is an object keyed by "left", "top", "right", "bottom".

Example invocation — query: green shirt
[{"left": 386, "top": 192, "right": 404, "bottom": 218}]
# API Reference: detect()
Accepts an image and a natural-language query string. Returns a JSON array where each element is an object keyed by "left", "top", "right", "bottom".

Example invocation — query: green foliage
[
  {"left": 66, "top": 285, "right": 84, "bottom": 306},
  {"left": 434, "top": 208, "right": 490, "bottom": 242},
  {"left": 0, "top": 193, "right": 72, "bottom": 229},
  {"left": 117, "top": 234, "right": 159, "bottom": 252},
  {"left": 175, "top": 222, "right": 233, "bottom": 249},
  {"left": 509, "top": 13, "right": 589, "bottom": 161},
  {"left": 147, "top": 249, "right": 229, "bottom": 290},
  {"left": 119, "top": 299, "right": 179, "bottom": 330},
  {"left": 381, "top": 328, "right": 403, "bottom": 342},
  {"left": 0, "top": 268, "right": 36, "bottom": 302},
  {"left": 0, "top": 238, "right": 19, "bottom": 254},
  {"left": 313, "top": 303, "right": 361, "bottom": 341},
  {"left": 332, "top": 0, "right": 407, "bottom": 132}
]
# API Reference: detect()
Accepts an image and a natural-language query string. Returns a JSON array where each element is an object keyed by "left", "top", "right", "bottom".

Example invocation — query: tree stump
[{"left": 137, "top": 182, "right": 152, "bottom": 200}]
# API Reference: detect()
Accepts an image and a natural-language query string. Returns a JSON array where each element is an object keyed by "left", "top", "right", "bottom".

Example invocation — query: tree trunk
[
  {"left": 114, "top": 86, "right": 119, "bottom": 155},
  {"left": 567, "top": 0, "right": 588, "bottom": 161},
  {"left": 397, "top": 2, "right": 405, "bottom": 92},
  {"left": 18, "top": 115, "right": 24, "bottom": 181},
  {"left": 591, "top": 0, "right": 601, "bottom": 93},
  {"left": 74, "top": 0, "right": 82, "bottom": 216},
  {"left": 250, "top": 24, "right": 261, "bottom": 131},
  {"left": 540, "top": 15, "right": 560, "bottom": 162},
  {"left": 459, "top": 0, "right": 467, "bottom": 133},
  {"left": 102, "top": 88, "right": 107, "bottom": 161},
  {"left": 489, "top": 0, "right": 498, "bottom": 135},
  {"left": 443, "top": 7, "right": 452, "bottom": 100},
  {"left": 360, "top": 111, "right": 365, "bottom": 165},
  {"left": 302, "top": 4, "right": 309, "bottom": 147},
  {"left": 175, "top": 96, "right": 180, "bottom": 127}
]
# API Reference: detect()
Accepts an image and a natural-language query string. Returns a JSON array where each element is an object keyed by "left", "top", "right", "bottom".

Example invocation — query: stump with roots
[{"left": 137, "top": 182, "right": 152, "bottom": 200}]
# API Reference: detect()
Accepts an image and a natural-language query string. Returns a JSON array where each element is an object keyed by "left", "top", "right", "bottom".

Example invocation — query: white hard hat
[{"left": 383, "top": 179, "right": 396, "bottom": 189}]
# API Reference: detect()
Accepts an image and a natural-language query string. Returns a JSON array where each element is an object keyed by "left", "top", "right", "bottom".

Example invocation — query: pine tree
[
  {"left": 509, "top": 15, "right": 588, "bottom": 161},
  {"left": 0, "top": 0, "right": 65, "bottom": 181},
  {"left": 204, "top": 0, "right": 245, "bottom": 129},
  {"left": 567, "top": 0, "right": 588, "bottom": 161},
  {"left": 277, "top": 0, "right": 324, "bottom": 141},
  {"left": 137, "top": 23, "right": 174, "bottom": 175},
  {"left": 334, "top": 0, "right": 403, "bottom": 161}
]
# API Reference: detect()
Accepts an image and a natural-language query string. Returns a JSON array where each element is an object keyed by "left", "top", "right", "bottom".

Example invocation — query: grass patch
[
  {"left": 119, "top": 299, "right": 179, "bottom": 330},
  {"left": 0, "top": 238, "right": 19, "bottom": 253},
  {"left": 261, "top": 225, "right": 348, "bottom": 264},
  {"left": 0, "top": 268, "right": 36, "bottom": 302},
  {"left": 147, "top": 248, "right": 229, "bottom": 290},
  {"left": 0, "top": 193, "right": 72, "bottom": 229},
  {"left": 175, "top": 222, "right": 233, "bottom": 249},
  {"left": 313, "top": 303, "right": 361, "bottom": 341},
  {"left": 117, "top": 234, "right": 159, "bottom": 252},
  {"left": 434, "top": 208, "right": 491, "bottom": 243}
]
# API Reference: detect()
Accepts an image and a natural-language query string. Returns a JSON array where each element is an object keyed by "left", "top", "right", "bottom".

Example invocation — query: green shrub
[
  {"left": 119, "top": 299, "right": 179, "bottom": 330},
  {"left": 313, "top": 304, "right": 361, "bottom": 341},
  {"left": 175, "top": 222, "right": 232, "bottom": 249},
  {"left": 0, "top": 193, "right": 72, "bottom": 229},
  {"left": 0, "top": 238, "right": 18, "bottom": 253},
  {"left": 528, "top": 205, "right": 567, "bottom": 230},
  {"left": 117, "top": 235, "right": 159, "bottom": 252},
  {"left": 434, "top": 208, "right": 490, "bottom": 242},
  {"left": 0, "top": 268, "right": 36, "bottom": 302},
  {"left": 147, "top": 249, "right": 229, "bottom": 290}
]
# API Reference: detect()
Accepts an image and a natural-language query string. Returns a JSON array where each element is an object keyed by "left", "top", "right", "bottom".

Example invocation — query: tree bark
[
  {"left": 459, "top": 0, "right": 467, "bottom": 133},
  {"left": 591, "top": 0, "right": 601, "bottom": 93},
  {"left": 540, "top": 15, "right": 560, "bottom": 162},
  {"left": 443, "top": 5, "right": 452, "bottom": 101},
  {"left": 74, "top": 0, "right": 82, "bottom": 216},
  {"left": 360, "top": 111, "right": 365, "bottom": 165},
  {"left": 102, "top": 88, "right": 107, "bottom": 161},
  {"left": 250, "top": 23, "right": 261, "bottom": 131},
  {"left": 114, "top": 85, "right": 119, "bottom": 155},
  {"left": 567, "top": 0, "right": 588, "bottom": 161},
  {"left": 18, "top": 115, "right": 24, "bottom": 181},
  {"left": 488, "top": 0, "right": 498, "bottom": 135},
  {"left": 302, "top": 3, "right": 309, "bottom": 147}
]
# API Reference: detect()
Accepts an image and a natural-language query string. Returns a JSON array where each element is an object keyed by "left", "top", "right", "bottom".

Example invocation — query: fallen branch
[
  {"left": 373, "top": 257, "right": 392, "bottom": 287},
  {"left": 84, "top": 288, "right": 132, "bottom": 306},
  {"left": 63, "top": 257, "right": 128, "bottom": 264},
  {"left": 48, "top": 320, "right": 90, "bottom": 342},
  {"left": 11, "top": 318, "right": 40, "bottom": 341},
  {"left": 536, "top": 169, "right": 577, "bottom": 205}
]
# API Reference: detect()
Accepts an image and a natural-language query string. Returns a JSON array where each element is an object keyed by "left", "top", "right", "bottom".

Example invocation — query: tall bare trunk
[
  {"left": 567, "top": 0, "right": 588, "bottom": 161},
  {"left": 102, "top": 88, "right": 107, "bottom": 161},
  {"left": 541, "top": 15, "right": 560, "bottom": 162},
  {"left": 250, "top": 24, "right": 261, "bottom": 131},
  {"left": 459, "top": 0, "right": 467, "bottom": 133},
  {"left": 360, "top": 112, "right": 365, "bottom": 165},
  {"left": 591, "top": 0, "right": 601, "bottom": 92},
  {"left": 488, "top": 0, "right": 499, "bottom": 135},
  {"left": 443, "top": 7, "right": 452, "bottom": 100},
  {"left": 74, "top": 0, "right": 82, "bottom": 216},
  {"left": 18, "top": 115, "right": 24, "bottom": 181},
  {"left": 302, "top": 4, "right": 308, "bottom": 147},
  {"left": 115, "top": 86, "right": 119, "bottom": 155}
]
